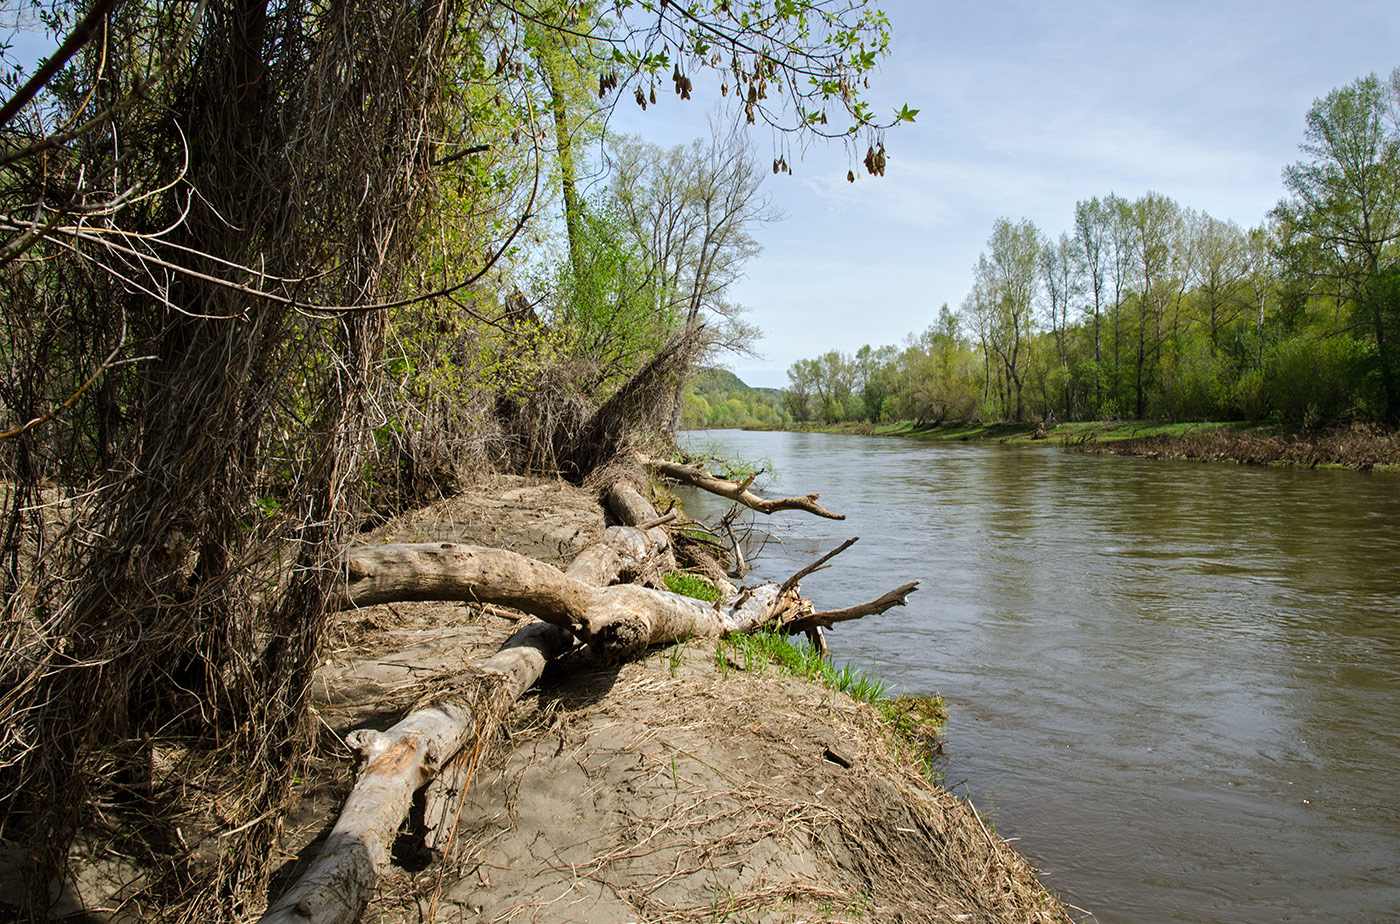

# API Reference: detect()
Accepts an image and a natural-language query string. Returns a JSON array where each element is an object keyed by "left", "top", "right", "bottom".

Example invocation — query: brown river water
[{"left": 675, "top": 429, "right": 1400, "bottom": 924}]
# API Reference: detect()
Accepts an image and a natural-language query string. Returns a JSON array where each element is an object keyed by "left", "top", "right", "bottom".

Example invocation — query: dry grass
[{"left": 345, "top": 641, "right": 1076, "bottom": 924}]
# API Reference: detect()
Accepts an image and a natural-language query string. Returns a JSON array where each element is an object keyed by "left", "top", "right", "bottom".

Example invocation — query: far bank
[{"left": 685, "top": 419, "right": 1400, "bottom": 472}]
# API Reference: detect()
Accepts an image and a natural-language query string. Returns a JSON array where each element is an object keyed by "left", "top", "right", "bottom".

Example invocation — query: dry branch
[
  {"left": 259, "top": 621, "right": 574, "bottom": 924},
  {"left": 784, "top": 581, "right": 922, "bottom": 633},
  {"left": 779, "top": 537, "right": 858, "bottom": 596},
  {"left": 563, "top": 522, "right": 670, "bottom": 588},
  {"left": 644, "top": 458, "right": 845, "bottom": 520}
]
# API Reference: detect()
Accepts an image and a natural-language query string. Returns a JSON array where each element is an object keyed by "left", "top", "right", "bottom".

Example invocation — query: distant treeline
[
  {"left": 681, "top": 367, "right": 791, "bottom": 428},
  {"left": 783, "top": 69, "right": 1400, "bottom": 428}
]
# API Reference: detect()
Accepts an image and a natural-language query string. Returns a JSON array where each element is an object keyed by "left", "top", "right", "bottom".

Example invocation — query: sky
[
  {"left": 606, "top": 0, "right": 1400, "bottom": 388},
  {"left": 5, "top": 2, "right": 1399, "bottom": 390}
]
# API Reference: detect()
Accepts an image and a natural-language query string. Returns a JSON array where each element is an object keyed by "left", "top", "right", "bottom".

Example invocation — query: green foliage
[
  {"left": 541, "top": 199, "right": 681, "bottom": 396},
  {"left": 779, "top": 70, "right": 1400, "bottom": 429},
  {"left": 1262, "top": 332, "right": 1375, "bottom": 424},
  {"left": 682, "top": 367, "right": 789, "bottom": 428},
  {"left": 723, "top": 630, "right": 885, "bottom": 703},
  {"left": 784, "top": 312, "right": 982, "bottom": 428}
]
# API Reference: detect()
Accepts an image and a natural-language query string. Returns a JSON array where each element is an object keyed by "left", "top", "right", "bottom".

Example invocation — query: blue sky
[
  {"left": 7, "top": 2, "right": 1399, "bottom": 390},
  {"left": 610, "top": 0, "right": 1400, "bottom": 388}
]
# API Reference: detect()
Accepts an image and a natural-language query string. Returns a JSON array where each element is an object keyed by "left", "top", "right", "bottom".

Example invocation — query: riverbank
[
  {"left": 0, "top": 474, "right": 1072, "bottom": 922},
  {"left": 706, "top": 420, "right": 1400, "bottom": 471},
  {"left": 291, "top": 476, "right": 1073, "bottom": 923}
]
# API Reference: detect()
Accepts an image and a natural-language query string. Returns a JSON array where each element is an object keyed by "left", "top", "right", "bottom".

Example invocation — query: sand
[{"left": 274, "top": 475, "right": 1075, "bottom": 924}]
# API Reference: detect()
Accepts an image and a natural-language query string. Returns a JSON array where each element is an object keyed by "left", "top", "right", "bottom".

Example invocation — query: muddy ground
[{"left": 276, "top": 475, "right": 1074, "bottom": 924}]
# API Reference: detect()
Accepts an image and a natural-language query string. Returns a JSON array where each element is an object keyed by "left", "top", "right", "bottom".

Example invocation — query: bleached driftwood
[
  {"left": 644, "top": 458, "right": 845, "bottom": 520},
  {"left": 263, "top": 483, "right": 914, "bottom": 924},
  {"left": 335, "top": 541, "right": 798, "bottom": 662},
  {"left": 259, "top": 620, "right": 573, "bottom": 924}
]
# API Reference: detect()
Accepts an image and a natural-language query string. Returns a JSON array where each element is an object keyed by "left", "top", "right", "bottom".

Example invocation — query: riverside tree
[
  {"left": 1276, "top": 68, "right": 1400, "bottom": 419},
  {"left": 605, "top": 124, "right": 775, "bottom": 428},
  {"left": 778, "top": 70, "right": 1400, "bottom": 429},
  {"left": 0, "top": 0, "right": 908, "bottom": 917}
]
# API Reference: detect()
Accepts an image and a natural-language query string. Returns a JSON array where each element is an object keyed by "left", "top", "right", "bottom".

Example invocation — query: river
[{"left": 673, "top": 429, "right": 1400, "bottom": 924}]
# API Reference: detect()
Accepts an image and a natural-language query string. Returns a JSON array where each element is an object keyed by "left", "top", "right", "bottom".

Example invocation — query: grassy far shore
[{"left": 703, "top": 419, "right": 1400, "bottom": 471}]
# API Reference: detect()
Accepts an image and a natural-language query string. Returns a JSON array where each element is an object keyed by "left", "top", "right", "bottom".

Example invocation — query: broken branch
[
  {"left": 779, "top": 537, "right": 859, "bottom": 597},
  {"left": 644, "top": 458, "right": 845, "bottom": 520},
  {"left": 784, "top": 581, "right": 922, "bottom": 633}
]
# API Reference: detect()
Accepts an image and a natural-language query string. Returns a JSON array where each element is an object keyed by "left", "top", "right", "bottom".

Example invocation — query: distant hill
[{"left": 682, "top": 367, "right": 790, "bottom": 429}]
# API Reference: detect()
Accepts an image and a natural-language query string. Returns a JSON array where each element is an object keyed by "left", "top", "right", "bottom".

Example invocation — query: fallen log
[
  {"left": 562, "top": 522, "right": 669, "bottom": 588},
  {"left": 259, "top": 620, "right": 574, "bottom": 924},
  {"left": 644, "top": 458, "right": 845, "bottom": 520},
  {"left": 335, "top": 541, "right": 801, "bottom": 662},
  {"left": 266, "top": 487, "right": 912, "bottom": 924}
]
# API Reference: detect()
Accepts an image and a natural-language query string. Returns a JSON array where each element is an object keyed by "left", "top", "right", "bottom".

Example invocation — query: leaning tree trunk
[{"left": 643, "top": 457, "right": 845, "bottom": 519}]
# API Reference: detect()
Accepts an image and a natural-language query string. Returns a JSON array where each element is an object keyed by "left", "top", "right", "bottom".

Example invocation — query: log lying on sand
[
  {"left": 644, "top": 457, "right": 846, "bottom": 520},
  {"left": 336, "top": 542, "right": 798, "bottom": 662},
  {"left": 260, "top": 621, "right": 574, "bottom": 924},
  {"left": 262, "top": 480, "right": 915, "bottom": 924},
  {"left": 335, "top": 540, "right": 918, "bottom": 663},
  {"left": 262, "top": 495, "right": 674, "bottom": 924}
]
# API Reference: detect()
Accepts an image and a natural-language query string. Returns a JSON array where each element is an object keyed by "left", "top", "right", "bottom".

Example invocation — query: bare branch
[
  {"left": 645, "top": 457, "right": 845, "bottom": 519},
  {"left": 785, "top": 581, "right": 921, "bottom": 633},
  {"left": 778, "top": 537, "right": 858, "bottom": 597}
]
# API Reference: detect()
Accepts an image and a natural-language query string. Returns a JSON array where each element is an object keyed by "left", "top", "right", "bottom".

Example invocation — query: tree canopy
[{"left": 782, "top": 69, "right": 1400, "bottom": 430}]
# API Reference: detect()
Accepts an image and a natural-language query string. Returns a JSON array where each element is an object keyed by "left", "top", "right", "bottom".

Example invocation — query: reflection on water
[{"left": 677, "top": 430, "right": 1400, "bottom": 924}]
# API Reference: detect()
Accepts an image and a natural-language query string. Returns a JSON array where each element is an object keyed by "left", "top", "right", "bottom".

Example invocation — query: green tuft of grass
[
  {"left": 663, "top": 570, "right": 723, "bottom": 603},
  {"left": 720, "top": 630, "right": 946, "bottom": 781}
]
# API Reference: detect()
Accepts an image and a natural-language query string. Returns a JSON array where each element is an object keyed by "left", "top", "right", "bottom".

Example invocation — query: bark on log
[
  {"left": 644, "top": 458, "right": 845, "bottom": 520},
  {"left": 606, "top": 482, "right": 662, "bottom": 526},
  {"left": 563, "top": 523, "right": 669, "bottom": 588},
  {"left": 335, "top": 541, "right": 794, "bottom": 662},
  {"left": 259, "top": 621, "right": 574, "bottom": 924}
]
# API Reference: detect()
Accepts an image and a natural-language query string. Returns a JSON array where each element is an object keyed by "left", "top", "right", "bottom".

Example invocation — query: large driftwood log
[
  {"left": 260, "top": 621, "right": 574, "bottom": 924},
  {"left": 644, "top": 458, "right": 846, "bottom": 520},
  {"left": 335, "top": 542, "right": 795, "bottom": 662}
]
